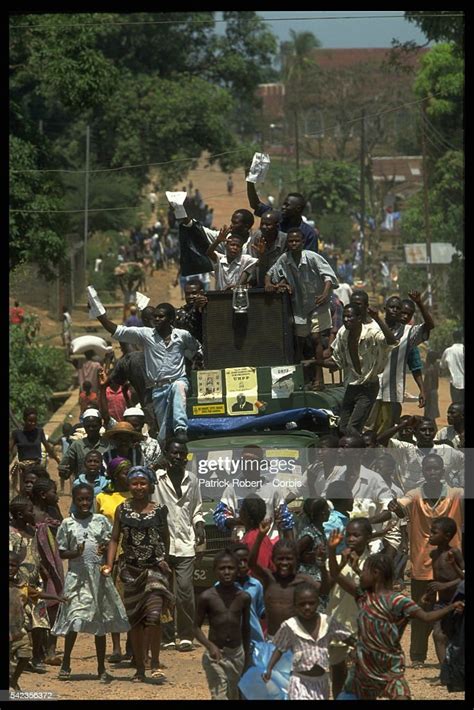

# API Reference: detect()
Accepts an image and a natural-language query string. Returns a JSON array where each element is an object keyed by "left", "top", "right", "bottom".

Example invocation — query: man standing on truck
[
  {"left": 95, "top": 301, "right": 203, "bottom": 444},
  {"left": 213, "top": 445, "right": 295, "bottom": 541}
]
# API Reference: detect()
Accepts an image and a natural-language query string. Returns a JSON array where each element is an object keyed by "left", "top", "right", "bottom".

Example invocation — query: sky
[{"left": 220, "top": 11, "right": 429, "bottom": 48}]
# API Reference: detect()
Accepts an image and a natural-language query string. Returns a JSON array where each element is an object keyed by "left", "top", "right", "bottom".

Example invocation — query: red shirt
[
  {"left": 79, "top": 391, "right": 98, "bottom": 414},
  {"left": 10, "top": 307, "right": 25, "bottom": 325},
  {"left": 105, "top": 385, "right": 127, "bottom": 422},
  {"left": 243, "top": 529, "right": 275, "bottom": 573}
]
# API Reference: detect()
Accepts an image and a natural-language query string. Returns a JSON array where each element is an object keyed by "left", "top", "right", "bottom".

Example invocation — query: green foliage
[
  {"left": 415, "top": 43, "right": 464, "bottom": 142},
  {"left": 9, "top": 133, "right": 68, "bottom": 279},
  {"left": 10, "top": 316, "right": 73, "bottom": 422},
  {"left": 405, "top": 11, "right": 464, "bottom": 53},
  {"left": 425, "top": 318, "right": 461, "bottom": 357},
  {"left": 318, "top": 214, "right": 353, "bottom": 252},
  {"left": 299, "top": 160, "right": 359, "bottom": 215}
]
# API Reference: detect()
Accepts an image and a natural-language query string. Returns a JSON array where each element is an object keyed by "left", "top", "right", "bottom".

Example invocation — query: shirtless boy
[
  {"left": 194, "top": 550, "right": 251, "bottom": 700},
  {"left": 421, "top": 516, "right": 464, "bottom": 673},
  {"left": 248, "top": 519, "right": 326, "bottom": 637}
]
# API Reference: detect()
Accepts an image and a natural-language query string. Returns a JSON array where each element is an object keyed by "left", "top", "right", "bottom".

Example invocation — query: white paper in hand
[
  {"left": 246, "top": 152, "right": 271, "bottom": 184},
  {"left": 87, "top": 285, "right": 106, "bottom": 319},
  {"left": 135, "top": 291, "right": 150, "bottom": 310},
  {"left": 165, "top": 191, "right": 188, "bottom": 219}
]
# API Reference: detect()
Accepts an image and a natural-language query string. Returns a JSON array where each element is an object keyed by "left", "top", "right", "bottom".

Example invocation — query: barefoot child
[
  {"left": 421, "top": 517, "right": 464, "bottom": 677},
  {"left": 194, "top": 550, "right": 251, "bottom": 700},
  {"left": 248, "top": 519, "right": 326, "bottom": 638},
  {"left": 262, "top": 582, "right": 353, "bottom": 700},
  {"left": 324, "top": 517, "right": 372, "bottom": 699},
  {"left": 327, "top": 530, "right": 465, "bottom": 700},
  {"left": 52, "top": 483, "right": 130, "bottom": 682}
]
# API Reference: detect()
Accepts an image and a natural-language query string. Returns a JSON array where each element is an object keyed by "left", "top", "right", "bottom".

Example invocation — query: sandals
[
  {"left": 99, "top": 671, "right": 113, "bottom": 684},
  {"left": 131, "top": 671, "right": 147, "bottom": 683},
  {"left": 150, "top": 668, "right": 167, "bottom": 681},
  {"left": 58, "top": 667, "right": 71, "bottom": 680},
  {"left": 411, "top": 661, "right": 425, "bottom": 669},
  {"left": 108, "top": 653, "right": 123, "bottom": 664}
]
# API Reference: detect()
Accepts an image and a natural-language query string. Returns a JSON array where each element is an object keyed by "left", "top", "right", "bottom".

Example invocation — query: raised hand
[
  {"left": 367, "top": 305, "right": 380, "bottom": 320},
  {"left": 259, "top": 518, "right": 272, "bottom": 536},
  {"left": 408, "top": 290, "right": 422, "bottom": 305},
  {"left": 452, "top": 601, "right": 465, "bottom": 614},
  {"left": 327, "top": 529, "right": 344, "bottom": 551},
  {"left": 217, "top": 224, "right": 230, "bottom": 243}
]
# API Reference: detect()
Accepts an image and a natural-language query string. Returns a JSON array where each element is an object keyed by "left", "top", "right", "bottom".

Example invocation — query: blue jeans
[{"left": 151, "top": 377, "right": 189, "bottom": 442}]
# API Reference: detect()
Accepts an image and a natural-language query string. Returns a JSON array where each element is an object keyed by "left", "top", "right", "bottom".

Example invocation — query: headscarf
[
  {"left": 127, "top": 465, "right": 156, "bottom": 484},
  {"left": 107, "top": 456, "right": 132, "bottom": 480}
]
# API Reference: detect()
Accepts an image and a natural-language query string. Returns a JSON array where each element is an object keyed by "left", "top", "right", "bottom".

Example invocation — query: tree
[
  {"left": 299, "top": 160, "right": 359, "bottom": 215},
  {"left": 405, "top": 11, "right": 464, "bottom": 54}
]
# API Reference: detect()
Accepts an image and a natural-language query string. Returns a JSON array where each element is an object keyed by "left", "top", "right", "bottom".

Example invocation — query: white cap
[
  {"left": 123, "top": 406, "right": 145, "bottom": 418},
  {"left": 82, "top": 408, "right": 102, "bottom": 419}
]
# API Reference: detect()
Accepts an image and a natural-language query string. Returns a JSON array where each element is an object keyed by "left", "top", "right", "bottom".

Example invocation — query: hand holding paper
[
  {"left": 246, "top": 152, "right": 271, "bottom": 184},
  {"left": 135, "top": 291, "right": 150, "bottom": 310},
  {"left": 166, "top": 191, "right": 188, "bottom": 219},
  {"left": 87, "top": 285, "right": 106, "bottom": 319}
]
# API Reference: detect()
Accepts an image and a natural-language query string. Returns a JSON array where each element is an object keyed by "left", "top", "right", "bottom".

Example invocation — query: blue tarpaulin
[{"left": 188, "top": 407, "right": 330, "bottom": 434}]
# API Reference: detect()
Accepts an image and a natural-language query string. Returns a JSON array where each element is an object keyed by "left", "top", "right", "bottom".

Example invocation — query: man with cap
[
  {"left": 122, "top": 406, "right": 162, "bottom": 471},
  {"left": 58, "top": 409, "right": 110, "bottom": 482},
  {"left": 95, "top": 302, "right": 203, "bottom": 444}
]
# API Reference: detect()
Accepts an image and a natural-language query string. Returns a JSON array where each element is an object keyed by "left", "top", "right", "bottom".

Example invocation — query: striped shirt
[
  {"left": 273, "top": 614, "right": 351, "bottom": 673},
  {"left": 377, "top": 323, "right": 429, "bottom": 403}
]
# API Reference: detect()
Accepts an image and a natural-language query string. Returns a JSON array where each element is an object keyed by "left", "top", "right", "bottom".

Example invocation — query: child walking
[
  {"left": 52, "top": 483, "right": 130, "bottom": 682},
  {"left": 194, "top": 550, "right": 251, "bottom": 700},
  {"left": 421, "top": 516, "right": 464, "bottom": 679},
  {"left": 262, "top": 582, "right": 353, "bottom": 699},
  {"left": 327, "top": 529, "right": 465, "bottom": 700}
]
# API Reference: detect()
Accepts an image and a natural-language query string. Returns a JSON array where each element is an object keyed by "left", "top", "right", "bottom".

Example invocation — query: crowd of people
[{"left": 9, "top": 166, "right": 465, "bottom": 700}]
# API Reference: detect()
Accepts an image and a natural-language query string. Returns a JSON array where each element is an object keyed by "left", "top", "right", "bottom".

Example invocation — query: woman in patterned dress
[
  {"left": 327, "top": 531, "right": 465, "bottom": 699},
  {"left": 104, "top": 466, "right": 173, "bottom": 682}
]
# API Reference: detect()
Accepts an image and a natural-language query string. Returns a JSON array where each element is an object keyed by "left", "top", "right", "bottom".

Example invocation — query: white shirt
[
  {"left": 214, "top": 252, "right": 258, "bottom": 290},
  {"left": 151, "top": 468, "right": 204, "bottom": 557},
  {"left": 330, "top": 320, "right": 394, "bottom": 386},
  {"left": 440, "top": 343, "right": 464, "bottom": 389},
  {"left": 333, "top": 283, "right": 353, "bottom": 306},
  {"left": 388, "top": 439, "right": 465, "bottom": 489},
  {"left": 434, "top": 426, "right": 461, "bottom": 449}
]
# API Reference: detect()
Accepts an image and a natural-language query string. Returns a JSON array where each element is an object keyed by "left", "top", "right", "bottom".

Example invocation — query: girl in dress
[
  {"left": 52, "top": 483, "right": 130, "bottom": 682},
  {"left": 327, "top": 530, "right": 465, "bottom": 700}
]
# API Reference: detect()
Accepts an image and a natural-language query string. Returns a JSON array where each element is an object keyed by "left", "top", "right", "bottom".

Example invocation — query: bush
[
  {"left": 427, "top": 319, "right": 460, "bottom": 357},
  {"left": 10, "top": 315, "right": 73, "bottom": 424}
]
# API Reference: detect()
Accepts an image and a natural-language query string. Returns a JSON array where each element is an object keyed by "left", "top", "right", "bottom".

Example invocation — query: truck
[{"left": 186, "top": 289, "right": 345, "bottom": 593}]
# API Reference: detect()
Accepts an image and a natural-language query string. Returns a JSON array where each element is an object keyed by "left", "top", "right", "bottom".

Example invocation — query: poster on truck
[{"left": 225, "top": 367, "right": 258, "bottom": 415}]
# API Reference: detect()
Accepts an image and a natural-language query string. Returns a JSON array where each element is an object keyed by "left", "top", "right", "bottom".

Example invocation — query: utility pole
[
  {"left": 421, "top": 104, "right": 433, "bottom": 308},
  {"left": 294, "top": 109, "right": 300, "bottom": 190},
  {"left": 359, "top": 108, "right": 366, "bottom": 279},
  {"left": 83, "top": 124, "right": 90, "bottom": 288}
]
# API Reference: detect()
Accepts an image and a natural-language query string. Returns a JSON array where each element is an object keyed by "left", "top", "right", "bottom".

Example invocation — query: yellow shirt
[{"left": 95, "top": 490, "right": 131, "bottom": 524}]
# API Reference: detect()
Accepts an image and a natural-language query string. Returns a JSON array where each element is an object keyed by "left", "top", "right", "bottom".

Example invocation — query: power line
[
  {"left": 9, "top": 188, "right": 248, "bottom": 214},
  {"left": 420, "top": 110, "right": 460, "bottom": 152},
  {"left": 9, "top": 13, "right": 464, "bottom": 31},
  {"left": 11, "top": 94, "right": 450, "bottom": 176}
]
